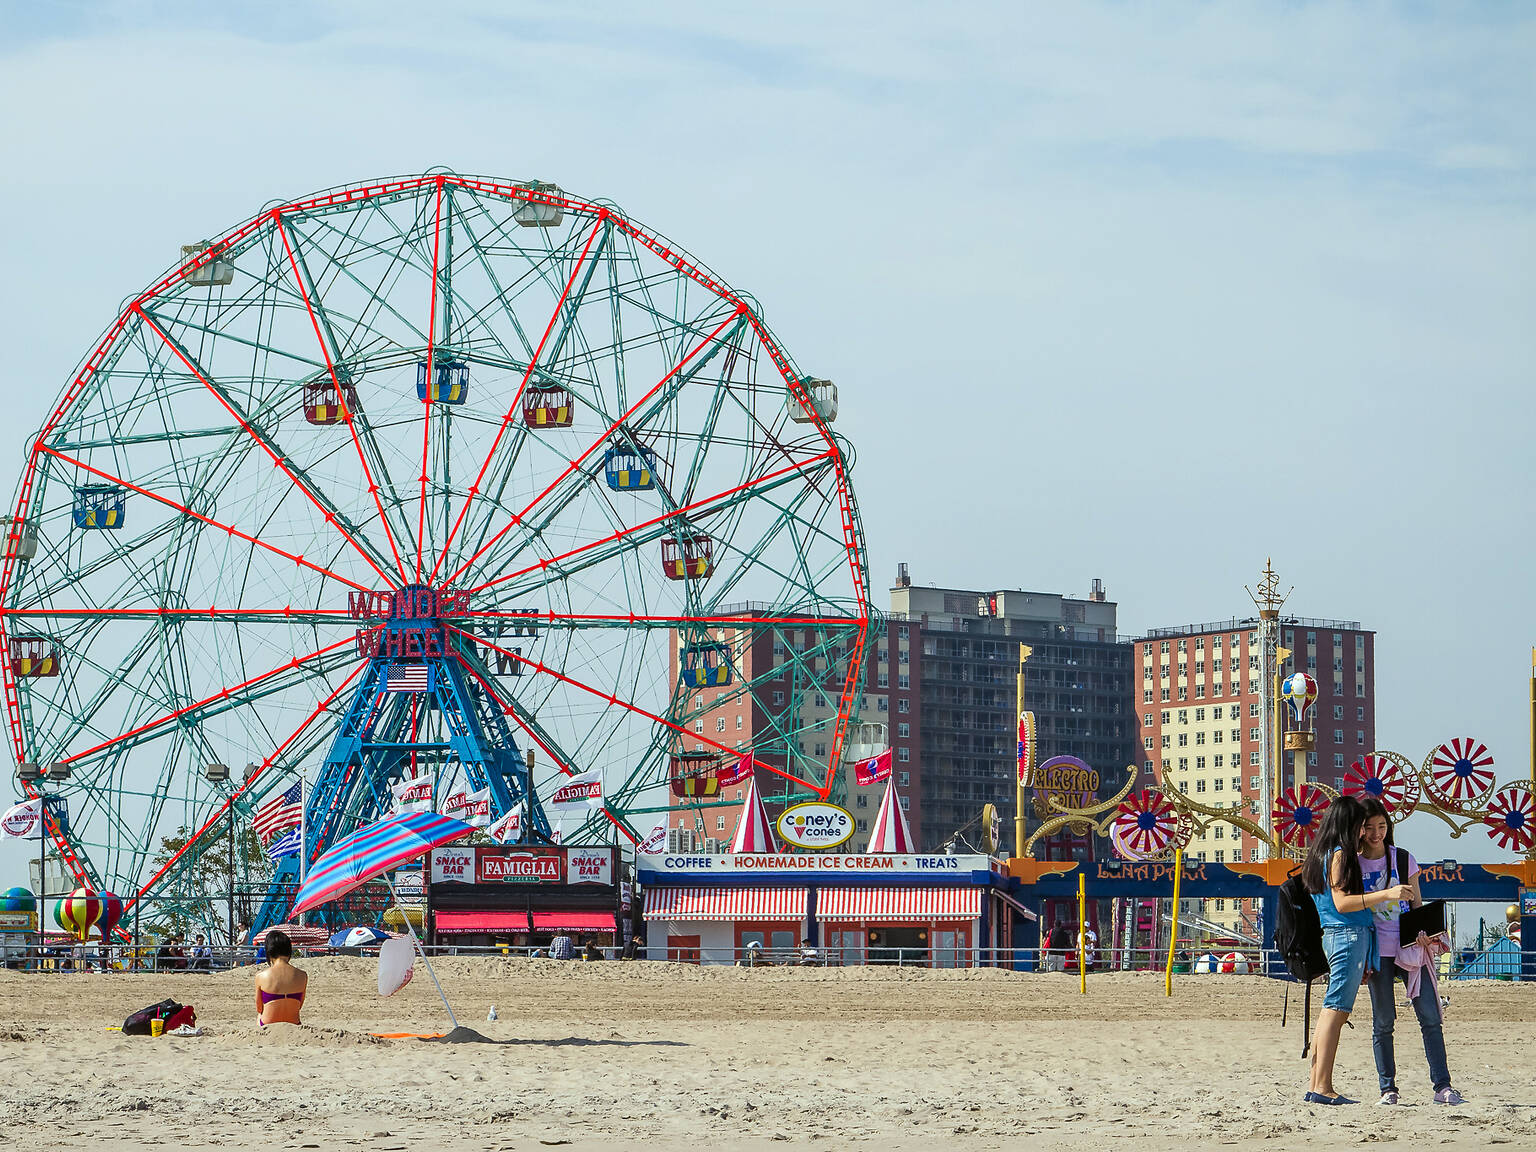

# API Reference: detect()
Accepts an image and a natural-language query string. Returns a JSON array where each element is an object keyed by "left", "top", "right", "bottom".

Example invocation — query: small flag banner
[
  {"left": 391, "top": 776, "right": 432, "bottom": 814},
  {"left": 853, "top": 748, "right": 893, "bottom": 786},
  {"left": 384, "top": 665, "right": 432, "bottom": 693},
  {"left": 1017, "top": 710, "right": 1037, "bottom": 786},
  {"left": 253, "top": 782, "right": 302, "bottom": 843},
  {"left": 550, "top": 768, "right": 603, "bottom": 810},
  {"left": 265, "top": 827, "right": 301, "bottom": 863},
  {"left": 717, "top": 754, "right": 754, "bottom": 788},
  {"left": 488, "top": 803, "right": 524, "bottom": 844},
  {"left": 0, "top": 798, "right": 44, "bottom": 840},
  {"left": 638, "top": 819, "right": 668, "bottom": 854}
]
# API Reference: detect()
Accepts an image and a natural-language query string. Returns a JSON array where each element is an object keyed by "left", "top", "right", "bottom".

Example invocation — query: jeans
[
  {"left": 1321, "top": 925, "right": 1372, "bottom": 1012},
  {"left": 1366, "top": 960, "right": 1451, "bottom": 1093}
]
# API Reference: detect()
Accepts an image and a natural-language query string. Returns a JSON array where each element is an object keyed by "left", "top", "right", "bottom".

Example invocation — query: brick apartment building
[{"left": 1135, "top": 616, "right": 1375, "bottom": 935}]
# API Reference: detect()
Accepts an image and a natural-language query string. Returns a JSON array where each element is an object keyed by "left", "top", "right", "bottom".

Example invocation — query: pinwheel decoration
[
  {"left": 1342, "top": 754, "right": 1419, "bottom": 816},
  {"left": 1426, "top": 738, "right": 1496, "bottom": 810},
  {"left": 1483, "top": 786, "right": 1536, "bottom": 853},
  {"left": 1272, "top": 785, "right": 1331, "bottom": 850},
  {"left": 1112, "top": 790, "right": 1181, "bottom": 860}
]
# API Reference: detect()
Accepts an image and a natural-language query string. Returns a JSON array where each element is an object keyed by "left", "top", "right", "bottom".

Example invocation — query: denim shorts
[{"left": 1322, "top": 925, "right": 1371, "bottom": 1012}]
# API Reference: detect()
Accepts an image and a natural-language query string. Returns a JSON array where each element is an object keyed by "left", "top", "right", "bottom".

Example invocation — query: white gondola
[
  {"left": 842, "top": 721, "right": 888, "bottom": 763},
  {"left": 180, "top": 242, "right": 235, "bottom": 286},
  {"left": 787, "top": 378, "right": 838, "bottom": 424},
  {"left": 514, "top": 182, "right": 564, "bottom": 228},
  {"left": 0, "top": 517, "right": 37, "bottom": 563}
]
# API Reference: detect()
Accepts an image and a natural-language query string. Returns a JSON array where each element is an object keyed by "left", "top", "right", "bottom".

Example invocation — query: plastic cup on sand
[{"left": 150, "top": 1018, "right": 164, "bottom": 1038}]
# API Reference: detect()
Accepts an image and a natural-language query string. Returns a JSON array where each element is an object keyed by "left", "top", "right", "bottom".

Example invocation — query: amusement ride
[{"left": 0, "top": 171, "right": 871, "bottom": 936}]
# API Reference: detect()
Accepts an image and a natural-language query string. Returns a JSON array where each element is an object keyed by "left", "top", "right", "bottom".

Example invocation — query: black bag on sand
[
  {"left": 1275, "top": 867, "right": 1330, "bottom": 1057},
  {"left": 123, "top": 999, "right": 183, "bottom": 1036}
]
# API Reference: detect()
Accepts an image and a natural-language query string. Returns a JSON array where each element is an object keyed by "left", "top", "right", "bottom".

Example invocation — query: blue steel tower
[{"left": 252, "top": 586, "right": 548, "bottom": 932}]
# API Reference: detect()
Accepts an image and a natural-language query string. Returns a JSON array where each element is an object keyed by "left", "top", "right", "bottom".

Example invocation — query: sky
[{"left": 0, "top": 1, "right": 1532, "bottom": 921}]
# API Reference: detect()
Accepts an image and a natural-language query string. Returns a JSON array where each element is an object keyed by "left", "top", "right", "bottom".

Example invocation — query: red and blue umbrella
[{"left": 292, "top": 811, "right": 474, "bottom": 917}]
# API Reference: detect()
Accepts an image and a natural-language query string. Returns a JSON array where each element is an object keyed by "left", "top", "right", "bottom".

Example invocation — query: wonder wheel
[{"left": 0, "top": 172, "right": 870, "bottom": 934}]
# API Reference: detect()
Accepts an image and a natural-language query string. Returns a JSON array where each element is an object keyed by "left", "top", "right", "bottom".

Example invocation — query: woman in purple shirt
[{"left": 1358, "top": 798, "right": 1462, "bottom": 1105}]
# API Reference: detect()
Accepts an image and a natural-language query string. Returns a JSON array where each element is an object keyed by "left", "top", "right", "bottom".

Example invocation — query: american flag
[
  {"left": 265, "top": 826, "right": 301, "bottom": 863},
  {"left": 253, "top": 782, "right": 302, "bottom": 843},
  {"left": 385, "top": 665, "right": 431, "bottom": 693}
]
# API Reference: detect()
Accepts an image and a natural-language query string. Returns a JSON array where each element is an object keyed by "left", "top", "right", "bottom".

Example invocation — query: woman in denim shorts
[{"left": 1301, "top": 796, "right": 1412, "bottom": 1105}]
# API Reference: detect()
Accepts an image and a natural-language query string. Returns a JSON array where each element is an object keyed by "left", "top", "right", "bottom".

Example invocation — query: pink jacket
[{"left": 1395, "top": 931, "right": 1451, "bottom": 1017}]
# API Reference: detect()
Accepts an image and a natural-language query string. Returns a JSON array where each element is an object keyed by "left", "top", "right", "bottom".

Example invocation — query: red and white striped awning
[
  {"left": 643, "top": 887, "right": 807, "bottom": 922},
  {"left": 816, "top": 887, "right": 982, "bottom": 922}
]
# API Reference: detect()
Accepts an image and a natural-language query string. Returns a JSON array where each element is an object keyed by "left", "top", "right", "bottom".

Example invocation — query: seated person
[
  {"left": 581, "top": 938, "right": 603, "bottom": 962},
  {"left": 190, "top": 934, "right": 212, "bottom": 971},
  {"left": 254, "top": 930, "right": 308, "bottom": 1027},
  {"left": 549, "top": 933, "right": 573, "bottom": 961}
]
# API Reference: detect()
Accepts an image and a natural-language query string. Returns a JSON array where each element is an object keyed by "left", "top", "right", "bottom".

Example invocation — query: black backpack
[
  {"left": 1275, "top": 867, "right": 1329, "bottom": 1056},
  {"left": 122, "top": 998, "right": 183, "bottom": 1036}
]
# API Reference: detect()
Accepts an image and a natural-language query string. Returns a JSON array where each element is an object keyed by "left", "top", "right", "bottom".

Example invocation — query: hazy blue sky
[{"left": 1, "top": 2, "right": 1532, "bottom": 890}]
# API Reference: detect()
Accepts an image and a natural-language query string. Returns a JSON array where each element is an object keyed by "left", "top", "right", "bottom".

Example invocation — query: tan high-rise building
[{"left": 1134, "top": 616, "right": 1375, "bottom": 937}]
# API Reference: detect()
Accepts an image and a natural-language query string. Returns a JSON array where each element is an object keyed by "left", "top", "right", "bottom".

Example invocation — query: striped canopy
[
  {"left": 729, "top": 777, "right": 778, "bottom": 854},
  {"left": 291, "top": 811, "right": 474, "bottom": 916},
  {"left": 868, "top": 780, "right": 916, "bottom": 853}
]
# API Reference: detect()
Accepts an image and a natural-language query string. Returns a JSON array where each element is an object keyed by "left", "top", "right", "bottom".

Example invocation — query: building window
[
  {"left": 1356, "top": 685, "right": 1366, "bottom": 697},
  {"left": 1143, "top": 713, "right": 1153, "bottom": 728},
  {"left": 898, "top": 748, "right": 911, "bottom": 762},
  {"left": 898, "top": 771, "right": 909, "bottom": 786},
  {"left": 897, "top": 699, "right": 910, "bottom": 714},
  {"left": 899, "top": 797, "right": 910, "bottom": 811},
  {"left": 1196, "top": 756, "right": 1207, "bottom": 770},
  {"left": 1213, "top": 753, "right": 1224, "bottom": 767},
  {"left": 1195, "top": 780, "right": 1206, "bottom": 793},
  {"left": 899, "top": 649, "right": 908, "bottom": 665},
  {"left": 1212, "top": 777, "right": 1223, "bottom": 790},
  {"left": 1212, "top": 730, "right": 1223, "bottom": 744},
  {"left": 773, "top": 692, "right": 785, "bottom": 705},
  {"left": 897, "top": 626, "right": 908, "bottom": 640},
  {"left": 1194, "top": 684, "right": 1205, "bottom": 699},
  {"left": 897, "top": 723, "right": 910, "bottom": 737},
  {"left": 1195, "top": 732, "right": 1206, "bottom": 746},
  {"left": 694, "top": 719, "right": 704, "bottom": 733},
  {"left": 737, "top": 716, "right": 744, "bottom": 730},
  {"left": 1308, "top": 751, "right": 1318, "bottom": 766},
  {"left": 877, "top": 672, "right": 889, "bottom": 688},
  {"left": 1143, "top": 690, "right": 1154, "bottom": 703},
  {"left": 1177, "top": 733, "right": 1188, "bottom": 747},
  {"left": 716, "top": 718, "right": 726, "bottom": 732},
  {"left": 1231, "top": 777, "right": 1241, "bottom": 791},
  {"left": 1356, "top": 707, "right": 1365, "bottom": 721},
  {"left": 1249, "top": 775, "right": 1261, "bottom": 790},
  {"left": 1178, "top": 639, "right": 1187, "bottom": 652},
  {"left": 856, "top": 795, "right": 868, "bottom": 809},
  {"left": 1178, "top": 687, "right": 1187, "bottom": 700},
  {"left": 1249, "top": 727, "right": 1260, "bottom": 741},
  {"left": 1250, "top": 751, "right": 1261, "bottom": 765},
  {"left": 1213, "top": 824, "right": 1224, "bottom": 838},
  {"left": 1248, "top": 702, "right": 1259, "bottom": 717},
  {"left": 1177, "top": 781, "right": 1188, "bottom": 794},
  {"left": 897, "top": 674, "right": 910, "bottom": 688},
  {"left": 1161, "top": 689, "right": 1170, "bottom": 701},
  {"left": 877, "top": 698, "right": 888, "bottom": 712},
  {"left": 1144, "top": 737, "right": 1154, "bottom": 750},
  {"left": 1144, "top": 760, "right": 1155, "bottom": 772},
  {"left": 1334, "top": 753, "right": 1345, "bottom": 769},
  {"left": 1160, "top": 641, "right": 1169, "bottom": 654},
  {"left": 1178, "top": 757, "right": 1188, "bottom": 770},
  {"left": 1334, "top": 729, "right": 1344, "bottom": 743}
]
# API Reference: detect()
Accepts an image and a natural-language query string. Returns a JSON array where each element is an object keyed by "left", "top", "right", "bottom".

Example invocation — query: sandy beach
[{"left": 0, "top": 960, "right": 1531, "bottom": 1151}]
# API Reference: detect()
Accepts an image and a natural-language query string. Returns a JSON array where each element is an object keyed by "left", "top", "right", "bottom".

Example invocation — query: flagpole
[{"left": 297, "top": 771, "right": 308, "bottom": 928}]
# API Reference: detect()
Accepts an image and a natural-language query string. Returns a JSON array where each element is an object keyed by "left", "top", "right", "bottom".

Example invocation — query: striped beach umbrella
[
  {"left": 868, "top": 779, "right": 916, "bottom": 853},
  {"left": 729, "top": 777, "right": 778, "bottom": 854},
  {"left": 291, "top": 811, "right": 475, "bottom": 917}
]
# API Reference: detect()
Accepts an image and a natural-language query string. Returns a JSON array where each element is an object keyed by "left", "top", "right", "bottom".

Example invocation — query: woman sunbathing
[{"left": 255, "top": 930, "right": 308, "bottom": 1027}]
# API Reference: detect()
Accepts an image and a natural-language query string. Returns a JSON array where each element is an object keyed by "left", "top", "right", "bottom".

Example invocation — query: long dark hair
[
  {"left": 1302, "top": 794, "right": 1365, "bottom": 896},
  {"left": 1358, "top": 797, "right": 1396, "bottom": 850},
  {"left": 265, "top": 930, "right": 292, "bottom": 959}
]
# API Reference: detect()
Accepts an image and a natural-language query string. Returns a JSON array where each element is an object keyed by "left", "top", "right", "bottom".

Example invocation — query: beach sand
[{"left": 0, "top": 960, "right": 1531, "bottom": 1151}]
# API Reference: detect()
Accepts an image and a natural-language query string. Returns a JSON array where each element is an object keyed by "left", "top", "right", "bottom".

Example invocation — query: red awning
[
  {"left": 435, "top": 911, "right": 528, "bottom": 935},
  {"left": 531, "top": 911, "right": 616, "bottom": 934},
  {"left": 643, "top": 887, "right": 807, "bottom": 922},
  {"left": 816, "top": 887, "right": 982, "bottom": 922}
]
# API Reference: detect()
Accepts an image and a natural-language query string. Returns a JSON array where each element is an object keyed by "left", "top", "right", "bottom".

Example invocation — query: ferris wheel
[{"left": 0, "top": 172, "right": 870, "bottom": 930}]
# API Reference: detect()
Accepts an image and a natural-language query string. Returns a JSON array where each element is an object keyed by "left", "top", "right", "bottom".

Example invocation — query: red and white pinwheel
[
  {"left": 1112, "top": 790, "right": 1181, "bottom": 860},
  {"left": 1342, "top": 754, "right": 1419, "bottom": 816},
  {"left": 1272, "top": 785, "right": 1331, "bottom": 850},
  {"left": 1426, "top": 738, "right": 1496, "bottom": 810},
  {"left": 1483, "top": 786, "right": 1536, "bottom": 853}
]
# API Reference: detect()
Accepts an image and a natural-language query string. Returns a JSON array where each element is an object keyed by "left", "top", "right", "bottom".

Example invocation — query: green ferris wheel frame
[{"left": 0, "top": 171, "right": 872, "bottom": 931}]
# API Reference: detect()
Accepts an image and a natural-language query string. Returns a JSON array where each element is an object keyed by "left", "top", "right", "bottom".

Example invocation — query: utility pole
[{"left": 1014, "top": 644, "right": 1034, "bottom": 858}]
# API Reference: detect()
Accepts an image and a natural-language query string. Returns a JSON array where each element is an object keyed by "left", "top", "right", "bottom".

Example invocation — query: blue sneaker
[{"left": 1304, "top": 1092, "right": 1357, "bottom": 1105}]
